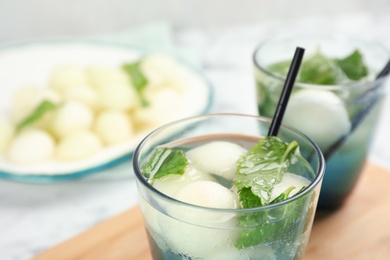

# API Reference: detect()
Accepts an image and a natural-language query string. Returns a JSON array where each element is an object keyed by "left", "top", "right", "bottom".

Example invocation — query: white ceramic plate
[{"left": 0, "top": 40, "right": 213, "bottom": 182}]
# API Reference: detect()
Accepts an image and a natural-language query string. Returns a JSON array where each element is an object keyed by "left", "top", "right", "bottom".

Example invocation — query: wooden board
[{"left": 34, "top": 163, "right": 390, "bottom": 260}]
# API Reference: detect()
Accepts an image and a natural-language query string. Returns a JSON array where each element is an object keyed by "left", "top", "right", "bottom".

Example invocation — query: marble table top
[{"left": 1, "top": 13, "right": 390, "bottom": 260}]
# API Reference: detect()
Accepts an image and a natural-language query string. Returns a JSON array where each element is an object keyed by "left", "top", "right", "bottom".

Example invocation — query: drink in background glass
[
  {"left": 133, "top": 114, "right": 324, "bottom": 260},
  {"left": 253, "top": 32, "right": 390, "bottom": 209}
]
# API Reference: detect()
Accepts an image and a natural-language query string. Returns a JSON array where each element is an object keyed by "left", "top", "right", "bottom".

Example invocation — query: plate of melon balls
[{"left": 0, "top": 40, "right": 212, "bottom": 182}]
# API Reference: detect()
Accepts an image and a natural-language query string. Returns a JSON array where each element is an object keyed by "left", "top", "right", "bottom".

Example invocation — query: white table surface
[{"left": 1, "top": 13, "right": 390, "bottom": 260}]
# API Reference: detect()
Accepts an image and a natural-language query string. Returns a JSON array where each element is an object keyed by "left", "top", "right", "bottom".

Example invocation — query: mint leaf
[
  {"left": 234, "top": 136, "right": 299, "bottom": 206},
  {"left": 238, "top": 187, "right": 264, "bottom": 208},
  {"left": 235, "top": 194, "right": 309, "bottom": 250},
  {"left": 298, "top": 52, "right": 341, "bottom": 85},
  {"left": 141, "top": 147, "right": 188, "bottom": 181},
  {"left": 335, "top": 50, "right": 368, "bottom": 81},
  {"left": 123, "top": 62, "right": 148, "bottom": 92},
  {"left": 16, "top": 100, "right": 57, "bottom": 131},
  {"left": 122, "top": 61, "right": 149, "bottom": 107}
]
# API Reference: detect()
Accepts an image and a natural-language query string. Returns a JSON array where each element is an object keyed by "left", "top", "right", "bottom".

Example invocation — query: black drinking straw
[{"left": 268, "top": 47, "right": 305, "bottom": 136}]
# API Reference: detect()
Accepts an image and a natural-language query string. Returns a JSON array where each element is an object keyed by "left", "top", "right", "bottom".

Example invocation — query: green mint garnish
[
  {"left": 335, "top": 50, "right": 368, "bottom": 81},
  {"left": 16, "top": 100, "right": 57, "bottom": 131},
  {"left": 298, "top": 51, "right": 341, "bottom": 85},
  {"left": 122, "top": 61, "right": 149, "bottom": 107},
  {"left": 141, "top": 147, "right": 188, "bottom": 182},
  {"left": 234, "top": 136, "right": 299, "bottom": 207},
  {"left": 268, "top": 49, "right": 369, "bottom": 85},
  {"left": 234, "top": 136, "right": 307, "bottom": 250}
]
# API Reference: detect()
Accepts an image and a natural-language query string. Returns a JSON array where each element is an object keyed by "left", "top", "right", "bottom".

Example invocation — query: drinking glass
[
  {"left": 253, "top": 32, "right": 390, "bottom": 209},
  {"left": 133, "top": 114, "right": 325, "bottom": 260}
]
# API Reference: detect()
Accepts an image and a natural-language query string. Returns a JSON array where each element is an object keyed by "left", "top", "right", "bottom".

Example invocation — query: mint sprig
[
  {"left": 122, "top": 61, "right": 149, "bottom": 107},
  {"left": 16, "top": 100, "right": 57, "bottom": 131},
  {"left": 268, "top": 49, "right": 369, "bottom": 85},
  {"left": 234, "top": 136, "right": 307, "bottom": 250},
  {"left": 141, "top": 147, "right": 188, "bottom": 182},
  {"left": 300, "top": 51, "right": 346, "bottom": 85},
  {"left": 234, "top": 136, "right": 299, "bottom": 207}
]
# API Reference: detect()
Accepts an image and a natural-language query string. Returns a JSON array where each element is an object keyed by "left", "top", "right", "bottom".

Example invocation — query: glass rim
[
  {"left": 253, "top": 31, "right": 390, "bottom": 91},
  {"left": 133, "top": 113, "right": 325, "bottom": 213}
]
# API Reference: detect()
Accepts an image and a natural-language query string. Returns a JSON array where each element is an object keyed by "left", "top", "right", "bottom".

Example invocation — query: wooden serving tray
[{"left": 34, "top": 163, "right": 390, "bottom": 260}]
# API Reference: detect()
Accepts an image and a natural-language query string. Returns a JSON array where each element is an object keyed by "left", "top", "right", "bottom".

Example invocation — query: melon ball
[
  {"left": 159, "top": 208, "right": 237, "bottom": 258},
  {"left": 86, "top": 65, "right": 129, "bottom": 89},
  {"left": 56, "top": 130, "right": 102, "bottom": 161},
  {"left": 140, "top": 54, "right": 186, "bottom": 92},
  {"left": 50, "top": 101, "right": 94, "bottom": 138},
  {"left": 49, "top": 65, "right": 89, "bottom": 93},
  {"left": 153, "top": 166, "right": 215, "bottom": 197},
  {"left": 186, "top": 141, "right": 247, "bottom": 180},
  {"left": 159, "top": 181, "right": 238, "bottom": 258},
  {"left": 174, "top": 181, "right": 238, "bottom": 209},
  {"left": 271, "top": 173, "right": 311, "bottom": 201},
  {"left": 94, "top": 110, "right": 133, "bottom": 145},
  {"left": 96, "top": 83, "right": 138, "bottom": 111},
  {"left": 62, "top": 85, "right": 98, "bottom": 110},
  {"left": 133, "top": 89, "right": 183, "bottom": 128},
  {"left": 7, "top": 128, "right": 55, "bottom": 164},
  {"left": 283, "top": 89, "right": 351, "bottom": 151},
  {"left": 9, "top": 86, "right": 61, "bottom": 124},
  {"left": 0, "top": 120, "right": 14, "bottom": 154}
]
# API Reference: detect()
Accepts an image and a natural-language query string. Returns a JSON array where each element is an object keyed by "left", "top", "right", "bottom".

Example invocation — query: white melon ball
[
  {"left": 56, "top": 130, "right": 102, "bottom": 161},
  {"left": 160, "top": 181, "right": 238, "bottom": 258},
  {"left": 51, "top": 101, "right": 94, "bottom": 138},
  {"left": 175, "top": 181, "right": 237, "bottom": 209},
  {"left": 133, "top": 89, "right": 183, "bottom": 128},
  {"left": 153, "top": 166, "right": 215, "bottom": 197},
  {"left": 271, "top": 173, "right": 311, "bottom": 201},
  {"left": 94, "top": 110, "right": 133, "bottom": 145},
  {"left": 49, "top": 65, "right": 89, "bottom": 93},
  {"left": 284, "top": 89, "right": 351, "bottom": 151},
  {"left": 0, "top": 120, "right": 14, "bottom": 154},
  {"left": 10, "top": 86, "right": 61, "bottom": 124},
  {"left": 209, "top": 244, "right": 276, "bottom": 260},
  {"left": 96, "top": 83, "right": 138, "bottom": 111},
  {"left": 159, "top": 211, "right": 237, "bottom": 258},
  {"left": 62, "top": 85, "right": 98, "bottom": 110},
  {"left": 86, "top": 65, "right": 129, "bottom": 89},
  {"left": 140, "top": 54, "right": 186, "bottom": 92},
  {"left": 186, "top": 141, "right": 247, "bottom": 180},
  {"left": 7, "top": 129, "right": 55, "bottom": 164}
]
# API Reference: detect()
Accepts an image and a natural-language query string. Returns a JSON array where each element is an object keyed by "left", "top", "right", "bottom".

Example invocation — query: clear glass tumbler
[
  {"left": 133, "top": 114, "right": 325, "bottom": 260},
  {"left": 253, "top": 32, "right": 390, "bottom": 209}
]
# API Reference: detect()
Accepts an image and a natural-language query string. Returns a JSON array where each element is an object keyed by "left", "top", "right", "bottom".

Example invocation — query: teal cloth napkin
[{"left": 94, "top": 21, "right": 202, "bottom": 69}]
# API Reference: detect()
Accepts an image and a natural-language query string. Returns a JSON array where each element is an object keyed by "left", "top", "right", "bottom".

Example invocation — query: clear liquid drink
[
  {"left": 133, "top": 114, "right": 325, "bottom": 260},
  {"left": 253, "top": 33, "right": 390, "bottom": 209}
]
